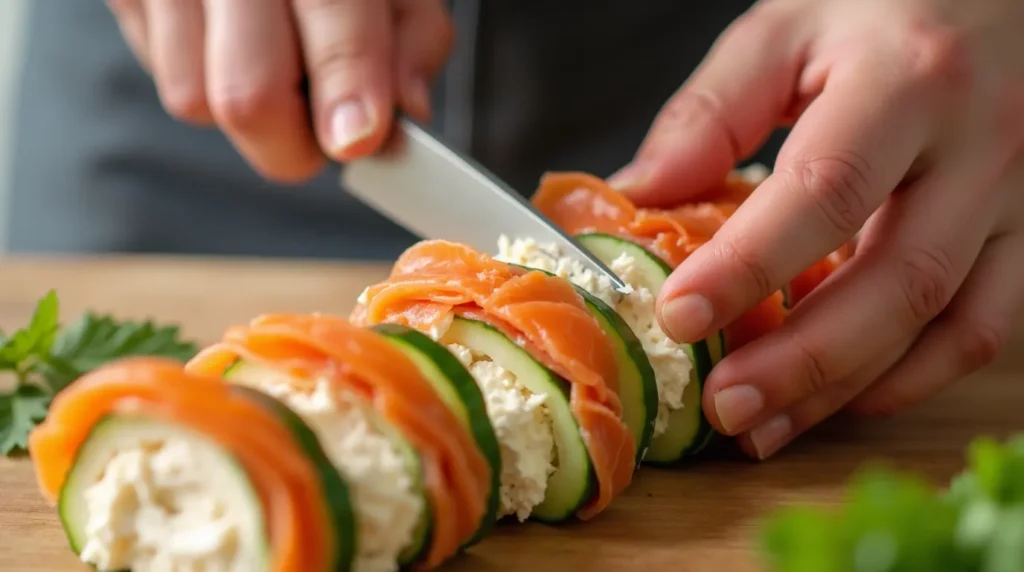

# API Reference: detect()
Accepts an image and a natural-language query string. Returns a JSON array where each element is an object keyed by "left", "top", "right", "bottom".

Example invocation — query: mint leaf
[
  {"left": 45, "top": 313, "right": 198, "bottom": 393},
  {"left": 0, "top": 290, "right": 59, "bottom": 369},
  {"left": 0, "top": 385, "right": 50, "bottom": 455}
]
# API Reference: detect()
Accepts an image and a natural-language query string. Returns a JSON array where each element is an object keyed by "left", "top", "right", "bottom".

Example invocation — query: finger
[
  {"left": 145, "top": 0, "right": 213, "bottom": 124},
  {"left": 107, "top": 0, "right": 151, "bottom": 70},
  {"left": 204, "top": 0, "right": 324, "bottom": 182},
  {"left": 606, "top": 3, "right": 807, "bottom": 205},
  {"left": 656, "top": 57, "right": 933, "bottom": 345},
  {"left": 700, "top": 141, "right": 1008, "bottom": 438},
  {"left": 392, "top": 0, "right": 454, "bottom": 121},
  {"left": 736, "top": 334, "right": 915, "bottom": 460},
  {"left": 292, "top": 0, "right": 394, "bottom": 161},
  {"left": 847, "top": 232, "right": 1024, "bottom": 417}
]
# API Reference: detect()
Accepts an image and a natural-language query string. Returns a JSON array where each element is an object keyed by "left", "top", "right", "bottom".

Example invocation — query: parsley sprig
[
  {"left": 0, "top": 291, "right": 199, "bottom": 455},
  {"left": 760, "top": 435, "right": 1024, "bottom": 571}
]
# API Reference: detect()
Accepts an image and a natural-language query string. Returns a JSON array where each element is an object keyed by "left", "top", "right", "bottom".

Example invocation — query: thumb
[{"left": 608, "top": 6, "right": 806, "bottom": 207}]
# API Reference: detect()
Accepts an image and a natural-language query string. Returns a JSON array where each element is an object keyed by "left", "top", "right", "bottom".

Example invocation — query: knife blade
[{"left": 340, "top": 117, "right": 630, "bottom": 293}]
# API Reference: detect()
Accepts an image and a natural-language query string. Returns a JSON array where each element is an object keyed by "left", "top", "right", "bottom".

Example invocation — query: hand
[
  {"left": 106, "top": 0, "right": 453, "bottom": 182},
  {"left": 610, "top": 0, "right": 1024, "bottom": 459}
]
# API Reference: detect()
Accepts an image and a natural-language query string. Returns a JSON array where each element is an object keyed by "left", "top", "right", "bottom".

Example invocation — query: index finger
[{"left": 656, "top": 57, "right": 934, "bottom": 344}]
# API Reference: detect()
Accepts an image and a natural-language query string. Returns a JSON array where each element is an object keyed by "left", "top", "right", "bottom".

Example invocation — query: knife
[{"left": 340, "top": 117, "right": 630, "bottom": 293}]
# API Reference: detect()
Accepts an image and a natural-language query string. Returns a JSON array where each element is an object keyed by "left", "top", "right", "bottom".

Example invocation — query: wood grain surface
[{"left": 0, "top": 255, "right": 1021, "bottom": 572}]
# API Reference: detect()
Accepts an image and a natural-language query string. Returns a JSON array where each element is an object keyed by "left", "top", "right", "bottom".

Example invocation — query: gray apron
[{"left": 7, "top": 0, "right": 778, "bottom": 260}]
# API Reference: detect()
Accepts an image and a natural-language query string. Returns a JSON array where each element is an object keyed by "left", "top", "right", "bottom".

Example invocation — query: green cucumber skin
[
  {"left": 570, "top": 233, "right": 727, "bottom": 464},
  {"left": 575, "top": 233, "right": 674, "bottom": 291},
  {"left": 231, "top": 385, "right": 357, "bottom": 572},
  {"left": 59, "top": 415, "right": 260, "bottom": 565},
  {"left": 370, "top": 323, "right": 502, "bottom": 546},
  {"left": 221, "top": 360, "right": 431, "bottom": 567},
  {"left": 579, "top": 295, "right": 658, "bottom": 468},
  {"left": 691, "top": 331, "right": 727, "bottom": 455},
  {"left": 680, "top": 342, "right": 717, "bottom": 459},
  {"left": 506, "top": 262, "right": 659, "bottom": 469},
  {"left": 643, "top": 340, "right": 714, "bottom": 466},
  {"left": 444, "top": 317, "right": 596, "bottom": 524}
]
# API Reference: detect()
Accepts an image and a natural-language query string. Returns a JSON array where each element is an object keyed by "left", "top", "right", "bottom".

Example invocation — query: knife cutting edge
[{"left": 340, "top": 117, "right": 630, "bottom": 294}]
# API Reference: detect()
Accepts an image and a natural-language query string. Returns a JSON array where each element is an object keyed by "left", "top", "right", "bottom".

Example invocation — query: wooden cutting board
[{"left": 1, "top": 255, "right": 1021, "bottom": 572}]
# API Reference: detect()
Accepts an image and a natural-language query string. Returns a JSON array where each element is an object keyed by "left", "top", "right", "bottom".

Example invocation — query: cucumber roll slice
[
  {"left": 441, "top": 316, "right": 596, "bottom": 523},
  {"left": 223, "top": 360, "right": 431, "bottom": 567},
  {"left": 371, "top": 323, "right": 502, "bottom": 545},
  {"left": 508, "top": 262, "right": 658, "bottom": 467},
  {"left": 575, "top": 232, "right": 722, "bottom": 463}
]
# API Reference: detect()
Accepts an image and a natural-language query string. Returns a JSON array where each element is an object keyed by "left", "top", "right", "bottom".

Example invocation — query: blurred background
[
  {"left": 0, "top": 0, "right": 29, "bottom": 255},
  {"left": 0, "top": 1, "right": 776, "bottom": 260}
]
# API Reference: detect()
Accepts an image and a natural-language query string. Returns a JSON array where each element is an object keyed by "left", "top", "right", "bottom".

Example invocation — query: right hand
[{"left": 107, "top": 0, "right": 454, "bottom": 183}]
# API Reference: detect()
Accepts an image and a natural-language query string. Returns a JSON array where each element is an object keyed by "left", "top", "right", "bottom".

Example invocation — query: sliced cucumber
[
  {"left": 644, "top": 341, "right": 715, "bottom": 464},
  {"left": 59, "top": 415, "right": 270, "bottom": 570},
  {"left": 371, "top": 323, "right": 501, "bottom": 545},
  {"left": 575, "top": 232, "right": 672, "bottom": 292},
  {"left": 574, "top": 232, "right": 724, "bottom": 462},
  {"left": 706, "top": 330, "right": 726, "bottom": 366},
  {"left": 507, "top": 262, "right": 657, "bottom": 467},
  {"left": 223, "top": 360, "right": 431, "bottom": 565},
  {"left": 232, "top": 385, "right": 357, "bottom": 572},
  {"left": 441, "top": 317, "right": 595, "bottom": 523}
]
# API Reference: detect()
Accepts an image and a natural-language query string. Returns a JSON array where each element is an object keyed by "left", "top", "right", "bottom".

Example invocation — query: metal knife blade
[{"left": 340, "top": 117, "right": 629, "bottom": 293}]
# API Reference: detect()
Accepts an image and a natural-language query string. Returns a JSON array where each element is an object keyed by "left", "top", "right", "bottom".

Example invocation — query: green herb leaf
[
  {"left": 760, "top": 435, "right": 1024, "bottom": 572},
  {"left": 0, "top": 290, "right": 202, "bottom": 457},
  {"left": 0, "top": 384, "right": 50, "bottom": 455},
  {"left": 0, "top": 291, "right": 60, "bottom": 369},
  {"left": 46, "top": 313, "right": 199, "bottom": 393}
]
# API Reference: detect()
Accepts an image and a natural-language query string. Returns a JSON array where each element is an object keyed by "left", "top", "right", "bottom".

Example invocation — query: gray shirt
[{"left": 7, "top": 0, "right": 778, "bottom": 260}]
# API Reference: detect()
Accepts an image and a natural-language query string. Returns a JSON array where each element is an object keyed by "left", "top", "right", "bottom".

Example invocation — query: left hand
[{"left": 609, "top": 0, "right": 1024, "bottom": 459}]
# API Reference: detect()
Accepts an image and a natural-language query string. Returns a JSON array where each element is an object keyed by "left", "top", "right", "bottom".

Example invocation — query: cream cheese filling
[{"left": 495, "top": 235, "right": 693, "bottom": 437}]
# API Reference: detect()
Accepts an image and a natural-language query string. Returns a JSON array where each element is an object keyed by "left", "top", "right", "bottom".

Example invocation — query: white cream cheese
[
  {"left": 79, "top": 431, "right": 264, "bottom": 572},
  {"left": 495, "top": 235, "right": 692, "bottom": 437},
  {"left": 250, "top": 377, "right": 423, "bottom": 572},
  {"left": 446, "top": 342, "right": 556, "bottom": 522}
]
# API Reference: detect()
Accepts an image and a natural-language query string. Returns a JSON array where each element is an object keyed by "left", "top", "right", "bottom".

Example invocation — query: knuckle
[
  {"left": 208, "top": 82, "right": 286, "bottom": 131},
  {"left": 791, "top": 332, "right": 832, "bottom": 397},
  {"left": 159, "top": 85, "right": 210, "bottom": 122},
  {"left": 785, "top": 154, "right": 873, "bottom": 238},
  {"left": 660, "top": 89, "right": 725, "bottom": 130},
  {"left": 654, "top": 89, "right": 742, "bottom": 160},
  {"left": 897, "top": 246, "right": 957, "bottom": 325},
  {"left": 957, "top": 319, "right": 1007, "bottom": 370},
  {"left": 305, "top": 33, "right": 381, "bottom": 80},
  {"left": 900, "top": 23, "right": 973, "bottom": 88},
  {"left": 717, "top": 235, "right": 775, "bottom": 301}
]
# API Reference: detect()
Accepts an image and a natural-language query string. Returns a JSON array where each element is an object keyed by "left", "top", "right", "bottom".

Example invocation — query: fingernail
[
  {"left": 331, "top": 99, "right": 374, "bottom": 152},
  {"left": 713, "top": 384, "right": 765, "bottom": 434},
  {"left": 660, "top": 293, "right": 714, "bottom": 342},
  {"left": 749, "top": 414, "right": 792, "bottom": 460},
  {"left": 607, "top": 163, "right": 651, "bottom": 191}
]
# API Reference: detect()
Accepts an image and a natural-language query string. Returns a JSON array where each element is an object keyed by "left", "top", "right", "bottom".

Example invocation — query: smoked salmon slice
[
  {"left": 186, "top": 313, "right": 492, "bottom": 569},
  {"left": 351, "top": 240, "right": 635, "bottom": 520},
  {"left": 532, "top": 171, "right": 741, "bottom": 268},
  {"left": 28, "top": 357, "right": 338, "bottom": 572},
  {"left": 532, "top": 170, "right": 851, "bottom": 346}
]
